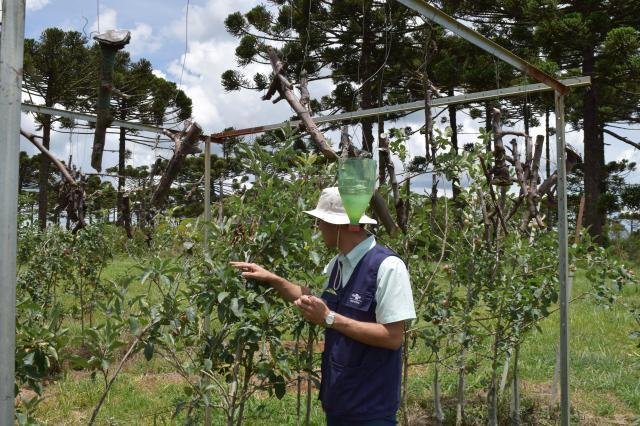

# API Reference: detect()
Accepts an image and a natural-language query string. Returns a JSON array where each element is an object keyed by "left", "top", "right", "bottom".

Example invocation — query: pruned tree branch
[
  {"left": 603, "top": 128, "right": 640, "bottom": 150},
  {"left": 21, "top": 128, "right": 76, "bottom": 186},
  {"left": 490, "top": 108, "right": 511, "bottom": 186},
  {"left": 537, "top": 146, "right": 582, "bottom": 197},
  {"left": 151, "top": 121, "right": 203, "bottom": 208}
]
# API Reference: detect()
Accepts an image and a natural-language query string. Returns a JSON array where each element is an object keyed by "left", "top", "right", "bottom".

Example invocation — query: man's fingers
[{"left": 230, "top": 262, "right": 261, "bottom": 274}]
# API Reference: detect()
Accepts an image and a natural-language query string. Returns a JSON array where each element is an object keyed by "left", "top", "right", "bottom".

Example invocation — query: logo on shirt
[{"left": 349, "top": 292, "right": 363, "bottom": 306}]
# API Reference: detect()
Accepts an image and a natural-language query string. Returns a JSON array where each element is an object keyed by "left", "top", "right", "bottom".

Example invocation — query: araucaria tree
[{"left": 23, "top": 28, "right": 91, "bottom": 229}]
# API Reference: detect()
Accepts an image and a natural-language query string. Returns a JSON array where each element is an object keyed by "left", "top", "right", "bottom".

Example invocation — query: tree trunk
[
  {"left": 117, "top": 123, "right": 126, "bottom": 224},
  {"left": 449, "top": 90, "right": 460, "bottom": 202},
  {"left": 485, "top": 102, "right": 492, "bottom": 152},
  {"left": 511, "top": 345, "right": 521, "bottom": 425},
  {"left": 582, "top": 45, "right": 606, "bottom": 244},
  {"left": 401, "top": 333, "right": 410, "bottom": 426},
  {"left": 305, "top": 327, "right": 314, "bottom": 426},
  {"left": 378, "top": 99, "right": 386, "bottom": 184},
  {"left": 38, "top": 115, "right": 52, "bottom": 230},
  {"left": 433, "top": 354, "right": 445, "bottom": 424},
  {"left": 487, "top": 327, "right": 501, "bottom": 426},
  {"left": 455, "top": 282, "right": 474, "bottom": 426}
]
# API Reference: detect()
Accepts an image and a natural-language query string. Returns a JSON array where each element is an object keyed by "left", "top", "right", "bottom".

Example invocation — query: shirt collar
[{"left": 339, "top": 235, "right": 376, "bottom": 267}]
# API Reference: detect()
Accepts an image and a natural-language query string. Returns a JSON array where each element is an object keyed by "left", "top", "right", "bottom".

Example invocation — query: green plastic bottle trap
[{"left": 338, "top": 158, "right": 377, "bottom": 231}]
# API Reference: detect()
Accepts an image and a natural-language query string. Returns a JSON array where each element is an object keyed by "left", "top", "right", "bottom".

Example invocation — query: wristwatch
[{"left": 324, "top": 311, "right": 336, "bottom": 328}]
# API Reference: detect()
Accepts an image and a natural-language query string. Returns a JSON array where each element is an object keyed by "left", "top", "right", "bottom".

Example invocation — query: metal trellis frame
[
  {"left": 20, "top": 103, "right": 217, "bottom": 142},
  {"left": 0, "top": 0, "right": 575, "bottom": 424},
  {"left": 209, "top": 77, "right": 589, "bottom": 140},
  {"left": 0, "top": 1, "right": 26, "bottom": 424}
]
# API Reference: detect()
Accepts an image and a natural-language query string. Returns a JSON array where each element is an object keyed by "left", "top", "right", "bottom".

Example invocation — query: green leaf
[
  {"left": 217, "top": 292, "right": 230, "bottom": 303},
  {"left": 310, "top": 251, "right": 321, "bottom": 266},
  {"left": 144, "top": 342, "right": 154, "bottom": 361},
  {"left": 230, "top": 298, "right": 243, "bottom": 317},
  {"left": 23, "top": 352, "right": 35, "bottom": 366},
  {"left": 273, "top": 375, "right": 286, "bottom": 399},
  {"left": 128, "top": 317, "right": 140, "bottom": 336}
]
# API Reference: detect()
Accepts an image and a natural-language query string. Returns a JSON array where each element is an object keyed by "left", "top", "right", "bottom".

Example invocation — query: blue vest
[{"left": 319, "top": 244, "right": 403, "bottom": 421}]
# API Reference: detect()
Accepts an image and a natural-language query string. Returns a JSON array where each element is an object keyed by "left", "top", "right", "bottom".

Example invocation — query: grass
[{"left": 28, "top": 257, "right": 640, "bottom": 425}]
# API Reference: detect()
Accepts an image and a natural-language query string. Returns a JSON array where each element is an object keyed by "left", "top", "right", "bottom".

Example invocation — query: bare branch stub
[
  {"left": 298, "top": 70, "right": 311, "bottom": 113},
  {"left": 21, "top": 128, "right": 87, "bottom": 231},
  {"left": 263, "top": 47, "right": 398, "bottom": 235},
  {"left": 151, "top": 121, "right": 203, "bottom": 208},
  {"left": 490, "top": 108, "right": 512, "bottom": 187},
  {"left": 538, "top": 145, "right": 582, "bottom": 198}
]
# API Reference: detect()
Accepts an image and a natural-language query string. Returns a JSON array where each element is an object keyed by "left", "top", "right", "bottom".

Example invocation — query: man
[{"left": 231, "top": 187, "right": 416, "bottom": 425}]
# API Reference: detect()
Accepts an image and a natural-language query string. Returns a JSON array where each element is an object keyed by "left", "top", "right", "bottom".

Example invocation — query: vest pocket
[{"left": 341, "top": 291, "right": 374, "bottom": 311}]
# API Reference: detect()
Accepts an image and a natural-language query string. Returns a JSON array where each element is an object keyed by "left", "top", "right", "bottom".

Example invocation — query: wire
[
  {"left": 350, "top": 2, "right": 392, "bottom": 111},
  {"left": 301, "top": 0, "right": 313, "bottom": 72},
  {"left": 177, "top": 0, "right": 190, "bottom": 93},
  {"left": 167, "top": 0, "right": 192, "bottom": 132},
  {"left": 96, "top": 0, "right": 100, "bottom": 33}
]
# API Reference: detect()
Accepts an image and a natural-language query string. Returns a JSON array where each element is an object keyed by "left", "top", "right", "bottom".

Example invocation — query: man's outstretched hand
[
  {"left": 229, "top": 262, "right": 277, "bottom": 284},
  {"left": 295, "top": 295, "right": 330, "bottom": 326}
]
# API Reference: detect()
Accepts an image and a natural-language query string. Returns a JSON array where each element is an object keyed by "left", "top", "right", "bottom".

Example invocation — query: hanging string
[
  {"left": 177, "top": 0, "right": 190, "bottom": 93},
  {"left": 167, "top": 0, "right": 191, "bottom": 132},
  {"left": 96, "top": 0, "right": 100, "bottom": 33},
  {"left": 351, "top": 2, "right": 392, "bottom": 112},
  {"left": 301, "top": 0, "right": 313, "bottom": 73},
  {"left": 67, "top": 119, "right": 75, "bottom": 170}
]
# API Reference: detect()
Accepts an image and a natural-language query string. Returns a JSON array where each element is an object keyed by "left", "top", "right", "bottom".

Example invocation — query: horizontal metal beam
[
  {"left": 394, "top": 0, "right": 569, "bottom": 95},
  {"left": 210, "top": 77, "right": 590, "bottom": 140},
  {"left": 20, "top": 103, "right": 218, "bottom": 143},
  {"left": 21, "top": 103, "right": 165, "bottom": 134}
]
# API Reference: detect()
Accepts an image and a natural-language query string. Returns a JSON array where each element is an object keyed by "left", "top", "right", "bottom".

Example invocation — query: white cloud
[
  {"left": 26, "top": 0, "right": 49, "bottom": 12},
  {"left": 617, "top": 147, "right": 640, "bottom": 163},
  {"left": 128, "top": 22, "right": 161, "bottom": 57},
  {"left": 152, "top": 69, "right": 167, "bottom": 80},
  {"left": 91, "top": 8, "right": 118, "bottom": 34},
  {"left": 165, "top": 39, "right": 291, "bottom": 132},
  {"left": 166, "top": 0, "right": 258, "bottom": 42}
]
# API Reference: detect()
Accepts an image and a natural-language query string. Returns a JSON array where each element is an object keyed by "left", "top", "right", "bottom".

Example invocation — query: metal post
[
  {"left": 202, "top": 137, "right": 212, "bottom": 426},
  {"left": 204, "top": 137, "right": 211, "bottom": 248},
  {"left": 0, "top": 0, "right": 26, "bottom": 424},
  {"left": 555, "top": 91, "right": 570, "bottom": 425}
]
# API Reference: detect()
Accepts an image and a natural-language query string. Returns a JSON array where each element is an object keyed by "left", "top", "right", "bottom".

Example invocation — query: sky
[{"left": 16, "top": 0, "right": 640, "bottom": 192}]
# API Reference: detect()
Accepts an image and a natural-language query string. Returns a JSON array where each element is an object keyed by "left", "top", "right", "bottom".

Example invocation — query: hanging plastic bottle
[{"left": 338, "top": 158, "right": 377, "bottom": 231}]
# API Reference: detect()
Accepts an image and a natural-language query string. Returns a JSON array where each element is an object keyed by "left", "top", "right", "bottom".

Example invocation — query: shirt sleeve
[{"left": 375, "top": 256, "right": 417, "bottom": 324}]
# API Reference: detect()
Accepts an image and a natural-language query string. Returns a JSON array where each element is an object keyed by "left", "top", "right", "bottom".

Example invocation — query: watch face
[{"left": 325, "top": 312, "right": 335, "bottom": 326}]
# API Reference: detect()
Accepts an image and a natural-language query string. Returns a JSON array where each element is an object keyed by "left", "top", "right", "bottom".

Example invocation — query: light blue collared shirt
[{"left": 322, "top": 236, "right": 416, "bottom": 324}]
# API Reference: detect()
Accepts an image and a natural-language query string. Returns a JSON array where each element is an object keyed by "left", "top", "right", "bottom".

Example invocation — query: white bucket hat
[{"left": 304, "top": 187, "right": 377, "bottom": 225}]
